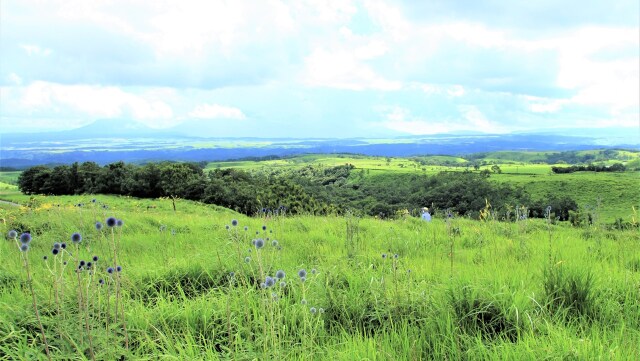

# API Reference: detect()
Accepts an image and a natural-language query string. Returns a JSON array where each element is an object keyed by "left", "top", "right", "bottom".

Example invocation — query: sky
[{"left": 0, "top": 0, "right": 638, "bottom": 138}]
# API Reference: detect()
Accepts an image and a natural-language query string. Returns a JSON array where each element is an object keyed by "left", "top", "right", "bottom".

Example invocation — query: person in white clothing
[{"left": 421, "top": 207, "right": 431, "bottom": 221}]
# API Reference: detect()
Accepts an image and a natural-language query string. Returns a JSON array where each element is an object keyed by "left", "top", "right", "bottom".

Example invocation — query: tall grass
[{"left": 0, "top": 194, "right": 638, "bottom": 359}]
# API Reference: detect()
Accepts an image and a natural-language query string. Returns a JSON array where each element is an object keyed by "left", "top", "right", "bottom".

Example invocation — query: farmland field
[{"left": 0, "top": 194, "right": 639, "bottom": 360}]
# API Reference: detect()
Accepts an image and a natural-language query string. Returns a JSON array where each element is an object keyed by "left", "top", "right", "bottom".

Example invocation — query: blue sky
[{"left": 1, "top": 0, "right": 638, "bottom": 138}]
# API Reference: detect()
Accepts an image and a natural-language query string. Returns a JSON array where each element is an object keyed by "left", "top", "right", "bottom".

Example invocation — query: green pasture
[{"left": 0, "top": 194, "right": 638, "bottom": 359}]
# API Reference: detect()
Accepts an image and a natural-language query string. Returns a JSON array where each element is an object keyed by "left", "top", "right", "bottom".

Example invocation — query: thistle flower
[
  {"left": 262, "top": 225, "right": 267, "bottom": 231},
  {"left": 7, "top": 230, "right": 17, "bottom": 239},
  {"left": 254, "top": 238, "right": 265, "bottom": 249},
  {"left": 229, "top": 272, "right": 235, "bottom": 277},
  {"left": 310, "top": 307, "right": 317, "bottom": 314},
  {"left": 271, "top": 240, "right": 279, "bottom": 247},
  {"left": 300, "top": 276, "right": 306, "bottom": 283},
  {"left": 244, "top": 226, "right": 248, "bottom": 231},
  {"left": 244, "top": 256, "right": 251, "bottom": 263},
  {"left": 298, "top": 269, "right": 307, "bottom": 278},
  {"left": 43, "top": 256, "right": 48, "bottom": 261},
  {"left": 275, "top": 270, "right": 285, "bottom": 279},
  {"left": 95, "top": 222, "right": 103, "bottom": 230},
  {"left": 52, "top": 248, "right": 59, "bottom": 255},
  {"left": 116, "top": 266, "right": 122, "bottom": 272},
  {"left": 394, "top": 254, "right": 399, "bottom": 259},
  {"left": 53, "top": 243, "right": 61, "bottom": 250},
  {"left": 311, "top": 268, "right": 317, "bottom": 275},
  {"left": 260, "top": 283, "right": 267, "bottom": 289},
  {"left": 107, "top": 267, "right": 114, "bottom": 274},
  {"left": 231, "top": 219, "right": 238, "bottom": 227},
  {"left": 301, "top": 299, "right": 307, "bottom": 305},
  {"left": 99, "top": 279, "right": 105, "bottom": 285},
  {"left": 71, "top": 232, "right": 82, "bottom": 244},
  {"left": 92, "top": 256, "right": 98, "bottom": 262},
  {"left": 91, "top": 199, "right": 97, "bottom": 203},
  {"left": 20, "top": 233, "right": 32, "bottom": 244},
  {"left": 106, "top": 217, "right": 117, "bottom": 227},
  {"left": 86, "top": 262, "right": 93, "bottom": 269},
  {"left": 319, "top": 308, "right": 325, "bottom": 314},
  {"left": 382, "top": 253, "right": 387, "bottom": 259},
  {"left": 225, "top": 225, "right": 230, "bottom": 230},
  {"left": 79, "top": 260, "right": 86, "bottom": 267},
  {"left": 265, "top": 276, "right": 275, "bottom": 288},
  {"left": 116, "top": 219, "right": 124, "bottom": 227},
  {"left": 280, "top": 281, "right": 286, "bottom": 288},
  {"left": 61, "top": 243, "right": 67, "bottom": 249},
  {"left": 20, "top": 244, "right": 29, "bottom": 252}
]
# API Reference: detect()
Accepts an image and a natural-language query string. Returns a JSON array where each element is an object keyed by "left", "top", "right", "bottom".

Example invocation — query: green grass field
[{"left": 0, "top": 194, "right": 639, "bottom": 359}]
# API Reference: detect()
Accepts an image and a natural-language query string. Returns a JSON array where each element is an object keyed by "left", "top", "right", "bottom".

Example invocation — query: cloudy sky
[{"left": 1, "top": 0, "right": 638, "bottom": 138}]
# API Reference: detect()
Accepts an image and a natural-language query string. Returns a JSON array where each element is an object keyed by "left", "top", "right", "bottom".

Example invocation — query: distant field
[{"left": 0, "top": 171, "right": 20, "bottom": 185}]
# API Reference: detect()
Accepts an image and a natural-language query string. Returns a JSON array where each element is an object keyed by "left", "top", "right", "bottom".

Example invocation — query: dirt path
[{"left": 0, "top": 200, "right": 20, "bottom": 207}]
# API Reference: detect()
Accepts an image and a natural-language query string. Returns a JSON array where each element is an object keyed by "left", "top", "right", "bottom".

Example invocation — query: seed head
[
  {"left": 7, "top": 230, "right": 17, "bottom": 239},
  {"left": 20, "top": 233, "right": 32, "bottom": 244},
  {"left": 71, "top": 232, "right": 82, "bottom": 244}
]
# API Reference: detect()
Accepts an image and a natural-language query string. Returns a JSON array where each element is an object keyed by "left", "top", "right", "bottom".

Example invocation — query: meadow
[{"left": 0, "top": 194, "right": 639, "bottom": 360}]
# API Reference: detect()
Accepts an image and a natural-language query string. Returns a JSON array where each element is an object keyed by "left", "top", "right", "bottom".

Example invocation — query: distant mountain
[{"left": 68, "top": 119, "right": 162, "bottom": 138}]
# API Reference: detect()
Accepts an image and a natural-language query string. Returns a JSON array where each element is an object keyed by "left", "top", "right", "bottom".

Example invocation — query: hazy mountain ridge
[{"left": 1, "top": 120, "right": 638, "bottom": 168}]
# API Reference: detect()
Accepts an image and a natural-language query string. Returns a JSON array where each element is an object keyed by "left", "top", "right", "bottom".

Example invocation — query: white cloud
[
  {"left": 188, "top": 104, "right": 246, "bottom": 120},
  {"left": 13, "top": 81, "right": 173, "bottom": 123},
  {"left": 379, "top": 106, "right": 504, "bottom": 135},
  {"left": 20, "top": 44, "right": 52, "bottom": 56}
]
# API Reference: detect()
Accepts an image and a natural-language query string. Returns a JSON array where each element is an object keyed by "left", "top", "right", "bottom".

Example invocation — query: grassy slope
[{"left": 0, "top": 195, "right": 638, "bottom": 359}]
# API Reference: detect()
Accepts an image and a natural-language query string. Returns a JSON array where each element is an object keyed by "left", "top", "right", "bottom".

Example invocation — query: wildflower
[
  {"left": 244, "top": 256, "right": 251, "bottom": 263},
  {"left": 107, "top": 267, "right": 114, "bottom": 274},
  {"left": 61, "top": 243, "right": 67, "bottom": 249},
  {"left": 79, "top": 260, "right": 86, "bottom": 267},
  {"left": 95, "top": 222, "right": 103, "bottom": 230},
  {"left": 382, "top": 253, "right": 387, "bottom": 259},
  {"left": 231, "top": 219, "right": 238, "bottom": 227},
  {"left": 275, "top": 270, "right": 285, "bottom": 279},
  {"left": 91, "top": 199, "right": 96, "bottom": 203},
  {"left": 229, "top": 271, "right": 235, "bottom": 277},
  {"left": 310, "top": 307, "right": 317, "bottom": 314},
  {"left": 86, "top": 262, "right": 93, "bottom": 269},
  {"left": 92, "top": 256, "right": 98, "bottom": 262},
  {"left": 311, "top": 268, "right": 317, "bottom": 275},
  {"left": 260, "top": 283, "right": 267, "bottom": 289},
  {"left": 20, "top": 244, "right": 29, "bottom": 252},
  {"left": 319, "top": 308, "right": 325, "bottom": 314},
  {"left": 300, "top": 276, "right": 306, "bottom": 283},
  {"left": 280, "top": 281, "right": 286, "bottom": 288},
  {"left": 394, "top": 254, "right": 399, "bottom": 259},
  {"left": 106, "top": 217, "right": 117, "bottom": 227},
  {"left": 301, "top": 299, "right": 307, "bottom": 305},
  {"left": 254, "top": 238, "right": 265, "bottom": 249},
  {"left": 116, "top": 266, "right": 122, "bottom": 272},
  {"left": 265, "top": 276, "right": 275, "bottom": 288},
  {"left": 271, "top": 240, "right": 279, "bottom": 247},
  {"left": 71, "top": 232, "right": 82, "bottom": 244},
  {"left": 20, "top": 233, "right": 32, "bottom": 244},
  {"left": 52, "top": 248, "right": 59, "bottom": 255},
  {"left": 43, "top": 256, "right": 48, "bottom": 261},
  {"left": 298, "top": 269, "right": 307, "bottom": 278},
  {"left": 7, "top": 230, "right": 17, "bottom": 239},
  {"left": 99, "top": 279, "right": 105, "bottom": 285},
  {"left": 225, "top": 225, "right": 230, "bottom": 230},
  {"left": 53, "top": 243, "right": 61, "bottom": 250},
  {"left": 116, "top": 219, "right": 124, "bottom": 227},
  {"left": 244, "top": 226, "right": 248, "bottom": 231},
  {"left": 262, "top": 225, "right": 267, "bottom": 231}
]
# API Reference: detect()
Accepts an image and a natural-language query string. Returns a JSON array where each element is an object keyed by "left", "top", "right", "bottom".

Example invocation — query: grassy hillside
[{"left": 0, "top": 195, "right": 638, "bottom": 359}]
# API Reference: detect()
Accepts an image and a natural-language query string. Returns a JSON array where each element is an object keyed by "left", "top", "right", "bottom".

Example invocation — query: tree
[{"left": 491, "top": 165, "right": 502, "bottom": 174}]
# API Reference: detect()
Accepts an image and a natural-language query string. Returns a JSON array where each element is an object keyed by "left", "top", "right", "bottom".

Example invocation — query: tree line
[
  {"left": 17, "top": 161, "right": 578, "bottom": 220},
  {"left": 551, "top": 163, "right": 626, "bottom": 174}
]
